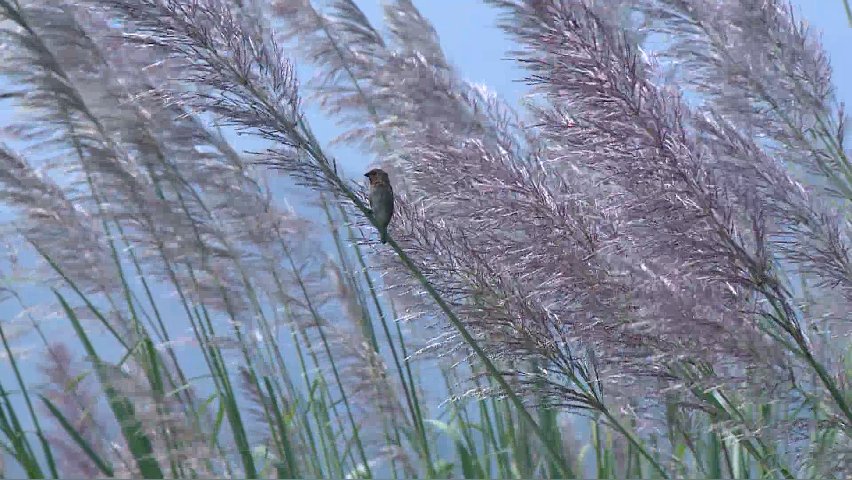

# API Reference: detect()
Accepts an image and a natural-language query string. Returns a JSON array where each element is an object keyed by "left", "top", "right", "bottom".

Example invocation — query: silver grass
[
  {"left": 289, "top": 0, "right": 779, "bottom": 399},
  {"left": 2, "top": 0, "right": 319, "bottom": 344},
  {"left": 1, "top": 1, "right": 352, "bottom": 474},
  {"left": 488, "top": 0, "right": 849, "bottom": 429},
  {"left": 0, "top": 1, "right": 241, "bottom": 307},
  {"left": 271, "top": 0, "right": 848, "bottom": 449},
  {"left": 78, "top": 0, "right": 480, "bottom": 467},
  {"left": 641, "top": 0, "right": 846, "bottom": 192},
  {"left": 0, "top": 144, "right": 121, "bottom": 296},
  {"left": 271, "top": 2, "right": 664, "bottom": 427},
  {"left": 14, "top": 0, "right": 845, "bottom": 474},
  {"left": 322, "top": 257, "right": 406, "bottom": 422},
  {"left": 271, "top": 0, "right": 528, "bottom": 165},
  {"left": 638, "top": 0, "right": 852, "bottom": 303}
]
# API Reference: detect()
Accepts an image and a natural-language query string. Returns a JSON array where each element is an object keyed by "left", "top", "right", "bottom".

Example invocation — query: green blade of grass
[
  {"left": 262, "top": 377, "right": 299, "bottom": 479},
  {"left": 39, "top": 395, "right": 114, "bottom": 477},
  {"left": 0, "top": 321, "right": 57, "bottom": 478},
  {"left": 54, "top": 290, "right": 164, "bottom": 479},
  {"left": 0, "top": 380, "right": 44, "bottom": 478}
]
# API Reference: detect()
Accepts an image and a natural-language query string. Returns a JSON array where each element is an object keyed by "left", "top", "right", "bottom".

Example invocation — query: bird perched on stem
[{"left": 364, "top": 168, "right": 394, "bottom": 244}]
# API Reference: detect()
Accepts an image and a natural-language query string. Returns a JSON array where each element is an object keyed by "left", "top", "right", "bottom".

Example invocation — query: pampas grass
[{"left": 0, "top": 0, "right": 848, "bottom": 478}]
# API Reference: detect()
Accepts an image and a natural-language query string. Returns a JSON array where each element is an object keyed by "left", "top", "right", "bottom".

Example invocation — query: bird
[{"left": 364, "top": 168, "right": 394, "bottom": 244}]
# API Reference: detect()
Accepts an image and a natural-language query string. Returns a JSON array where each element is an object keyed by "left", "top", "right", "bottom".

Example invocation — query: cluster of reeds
[{"left": 0, "top": 0, "right": 848, "bottom": 478}]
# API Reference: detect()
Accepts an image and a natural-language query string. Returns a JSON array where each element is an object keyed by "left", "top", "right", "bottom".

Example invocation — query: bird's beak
[{"left": 364, "top": 172, "right": 370, "bottom": 178}]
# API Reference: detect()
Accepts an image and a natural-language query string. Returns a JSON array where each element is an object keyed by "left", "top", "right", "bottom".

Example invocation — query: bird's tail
[{"left": 380, "top": 229, "right": 388, "bottom": 244}]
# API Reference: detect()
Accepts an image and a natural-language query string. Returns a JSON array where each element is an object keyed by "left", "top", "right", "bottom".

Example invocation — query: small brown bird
[{"left": 364, "top": 168, "right": 394, "bottom": 244}]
